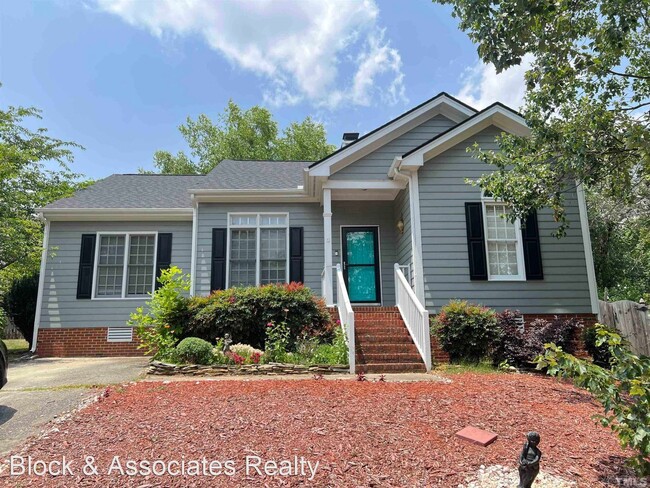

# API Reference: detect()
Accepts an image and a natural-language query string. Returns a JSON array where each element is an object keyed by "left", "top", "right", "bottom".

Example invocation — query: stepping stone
[{"left": 456, "top": 426, "right": 498, "bottom": 446}]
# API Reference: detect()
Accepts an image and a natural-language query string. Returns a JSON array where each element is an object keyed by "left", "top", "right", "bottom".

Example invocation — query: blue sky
[{"left": 1, "top": 1, "right": 529, "bottom": 179}]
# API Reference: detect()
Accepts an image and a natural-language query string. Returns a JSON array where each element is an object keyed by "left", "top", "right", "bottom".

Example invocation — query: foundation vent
[{"left": 107, "top": 327, "right": 134, "bottom": 343}]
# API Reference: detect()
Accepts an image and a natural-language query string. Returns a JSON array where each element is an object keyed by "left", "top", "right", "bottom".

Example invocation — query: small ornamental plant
[
  {"left": 129, "top": 266, "right": 190, "bottom": 360},
  {"left": 265, "top": 321, "right": 290, "bottom": 362}
]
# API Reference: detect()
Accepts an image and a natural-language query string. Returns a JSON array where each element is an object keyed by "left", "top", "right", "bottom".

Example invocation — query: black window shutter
[
  {"left": 155, "top": 233, "right": 173, "bottom": 290},
  {"left": 76, "top": 234, "right": 96, "bottom": 299},
  {"left": 289, "top": 227, "right": 304, "bottom": 283},
  {"left": 211, "top": 228, "right": 227, "bottom": 292},
  {"left": 521, "top": 210, "right": 544, "bottom": 280},
  {"left": 465, "top": 202, "right": 488, "bottom": 280}
]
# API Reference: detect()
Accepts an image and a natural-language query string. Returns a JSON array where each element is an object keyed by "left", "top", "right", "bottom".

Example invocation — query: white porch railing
[
  {"left": 394, "top": 263, "right": 431, "bottom": 371},
  {"left": 335, "top": 264, "right": 355, "bottom": 374}
]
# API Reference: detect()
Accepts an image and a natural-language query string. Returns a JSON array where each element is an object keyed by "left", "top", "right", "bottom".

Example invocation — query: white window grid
[
  {"left": 227, "top": 213, "right": 289, "bottom": 287},
  {"left": 481, "top": 196, "right": 525, "bottom": 281},
  {"left": 92, "top": 232, "right": 158, "bottom": 299}
]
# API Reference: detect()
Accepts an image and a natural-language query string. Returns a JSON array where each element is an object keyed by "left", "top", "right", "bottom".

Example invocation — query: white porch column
[
  {"left": 408, "top": 170, "right": 426, "bottom": 305},
  {"left": 323, "top": 188, "right": 334, "bottom": 306}
]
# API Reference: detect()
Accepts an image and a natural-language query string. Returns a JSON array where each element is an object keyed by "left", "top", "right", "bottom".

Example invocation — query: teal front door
[{"left": 342, "top": 227, "right": 381, "bottom": 303}]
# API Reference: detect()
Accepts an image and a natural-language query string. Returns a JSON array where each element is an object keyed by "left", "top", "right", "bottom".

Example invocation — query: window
[
  {"left": 228, "top": 213, "right": 288, "bottom": 287},
  {"left": 482, "top": 197, "right": 525, "bottom": 280},
  {"left": 94, "top": 233, "right": 157, "bottom": 298}
]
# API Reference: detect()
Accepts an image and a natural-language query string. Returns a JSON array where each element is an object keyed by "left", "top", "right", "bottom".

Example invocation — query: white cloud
[
  {"left": 95, "top": 0, "right": 406, "bottom": 109},
  {"left": 456, "top": 54, "right": 534, "bottom": 110}
]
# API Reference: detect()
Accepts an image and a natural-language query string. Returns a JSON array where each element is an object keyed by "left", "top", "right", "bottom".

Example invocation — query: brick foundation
[
  {"left": 430, "top": 335, "right": 450, "bottom": 364},
  {"left": 35, "top": 328, "right": 146, "bottom": 357}
]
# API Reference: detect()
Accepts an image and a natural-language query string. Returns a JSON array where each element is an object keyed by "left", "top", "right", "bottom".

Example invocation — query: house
[{"left": 32, "top": 93, "right": 599, "bottom": 372}]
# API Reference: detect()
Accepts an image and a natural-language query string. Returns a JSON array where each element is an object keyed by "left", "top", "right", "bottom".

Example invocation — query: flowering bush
[
  {"left": 184, "top": 283, "right": 331, "bottom": 349},
  {"left": 432, "top": 300, "right": 498, "bottom": 363},
  {"left": 128, "top": 266, "right": 190, "bottom": 360},
  {"left": 230, "top": 343, "right": 264, "bottom": 359},
  {"left": 265, "top": 321, "right": 290, "bottom": 362}
]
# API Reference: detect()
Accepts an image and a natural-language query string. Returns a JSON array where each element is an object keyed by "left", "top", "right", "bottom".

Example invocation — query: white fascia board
[
  {"left": 330, "top": 189, "right": 401, "bottom": 201},
  {"left": 38, "top": 208, "right": 193, "bottom": 221},
  {"left": 400, "top": 105, "right": 529, "bottom": 169},
  {"left": 322, "top": 179, "right": 406, "bottom": 190},
  {"left": 309, "top": 95, "right": 476, "bottom": 177},
  {"left": 191, "top": 188, "right": 317, "bottom": 203}
]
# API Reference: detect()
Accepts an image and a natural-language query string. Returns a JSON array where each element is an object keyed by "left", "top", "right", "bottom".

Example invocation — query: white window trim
[
  {"left": 481, "top": 196, "right": 526, "bottom": 281},
  {"left": 91, "top": 231, "right": 158, "bottom": 300},
  {"left": 226, "top": 212, "right": 290, "bottom": 288}
]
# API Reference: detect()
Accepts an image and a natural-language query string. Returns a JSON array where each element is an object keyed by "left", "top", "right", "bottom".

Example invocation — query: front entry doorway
[{"left": 341, "top": 227, "right": 381, "bottom": 304}]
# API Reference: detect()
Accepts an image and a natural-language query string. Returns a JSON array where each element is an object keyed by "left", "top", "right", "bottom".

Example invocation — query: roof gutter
[{"left": 37, "top": 207, "right": 193, "bottom": 221}]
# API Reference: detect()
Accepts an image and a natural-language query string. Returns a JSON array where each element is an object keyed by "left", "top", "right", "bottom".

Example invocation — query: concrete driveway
[{"left": 0, "top": 357, "right": 148, "bottom": 456}]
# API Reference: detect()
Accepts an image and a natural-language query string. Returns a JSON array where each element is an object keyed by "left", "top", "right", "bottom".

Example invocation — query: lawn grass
[
  {"left": 434, "top": 360, "right": 501, "bottom": 375},
  {"left": 2, "top": 338, "right": 30, "bottom": 354}
]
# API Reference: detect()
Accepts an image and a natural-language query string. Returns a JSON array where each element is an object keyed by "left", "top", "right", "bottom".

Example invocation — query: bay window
[{"left": 228, "top": 213, "right": 289, "bottom": 287}]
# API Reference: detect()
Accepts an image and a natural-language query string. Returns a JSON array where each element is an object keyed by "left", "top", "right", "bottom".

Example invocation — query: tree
[
  {"left": 434, "top": 0, "right": 650, "bottom": 236},
  {"left": 150, "top": 100, "right": 336, "bottom": 174},
  {"left": 0, "top": 103, "right": 84, "bottom": 287},
  {"left": 536, "top": 325, "right": 650, "bottom": 475},
  {"left": 588, "top": 188, "right": 650, "bottom": 301}
]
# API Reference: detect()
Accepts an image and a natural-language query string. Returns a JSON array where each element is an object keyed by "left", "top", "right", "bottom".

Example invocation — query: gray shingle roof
[
  {"left": 44, "top": 174, "right": 205, "bottom": 209},
  {"left": 199, "top": 159, "right": 309, "bottom": 190},
  {"left": 43, "top": 160, "right": 310, "bottom": 209}
]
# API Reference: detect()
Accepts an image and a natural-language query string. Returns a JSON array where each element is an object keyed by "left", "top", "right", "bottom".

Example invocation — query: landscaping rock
[
  {"left": 148, "top": 360, "right": 350, "bottom": 376},
  {"left": 459, "top": 464, "right": 576, "bottom": 487}
]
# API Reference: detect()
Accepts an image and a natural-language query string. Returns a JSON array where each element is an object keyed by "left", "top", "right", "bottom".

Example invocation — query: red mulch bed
[{"left": 0, "top": 373, "right": 639, "bottom": 487}]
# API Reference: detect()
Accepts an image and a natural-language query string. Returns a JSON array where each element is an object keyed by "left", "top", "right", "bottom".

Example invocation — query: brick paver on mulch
[{"left": 0, "top": 373, "right": 639, "bottom": 487}]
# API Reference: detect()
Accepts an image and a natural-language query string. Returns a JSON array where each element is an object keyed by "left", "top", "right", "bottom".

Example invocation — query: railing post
[{"left": 323, "top": 189, "right": 333, "bottom": 306}]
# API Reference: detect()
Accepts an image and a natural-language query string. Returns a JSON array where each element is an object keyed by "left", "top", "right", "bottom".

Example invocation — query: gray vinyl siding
[
  {"left": 418, "top": 126, "right": 592, "bottom": 314},
  {"left": 40, "top": 220, "right": 192, "bottom": 328},
  {"left": 332, "top": 201, "right": 398, "bottom": 305},
  {"left": 330, "top": 115, "right": 456, "bottom": 180},
  {"left": 394, "top": 188, "right": 413, "bottom": 283},
  {"left": 195, "top": 203, "right": 324, "bottom": 296}
]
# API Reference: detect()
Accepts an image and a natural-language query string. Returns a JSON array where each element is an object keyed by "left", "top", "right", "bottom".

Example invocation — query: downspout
[
  {"left": 31, "top": 217, "right": 50, "bottom": 353},
  {"left": 190, "top": 198, "right": 198, "bottom": 296}
]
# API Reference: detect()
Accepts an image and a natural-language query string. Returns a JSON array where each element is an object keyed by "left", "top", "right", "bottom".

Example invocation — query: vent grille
[
  {"left": 107, "top": 327, "right": 133, "bottom": 343},
  {"left": 514, "top": 315, "right": 525, "bottom": 333}
]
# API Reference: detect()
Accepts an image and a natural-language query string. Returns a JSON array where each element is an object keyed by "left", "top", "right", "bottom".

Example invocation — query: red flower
[
  {"left": 252, "top": 352, "right": 262, "bottom": 364},
  {"left": 267, "top": 322, "right": 274, "bottom": 328}
]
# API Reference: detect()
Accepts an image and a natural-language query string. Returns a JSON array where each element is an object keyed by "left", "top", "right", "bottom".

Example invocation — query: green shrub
[
  {"left": 176, "top": 337, "right": 213, "bottom": 365},
  {"left": 128, "top": 266, "right": 190, "bottom": 360},
  {"left": 583, "top": 324, "right": 618, "bottom": 367},
  {"left": 432, "top": 300, "right": 498, "bottom": 363},
  {"left": 309, "top": 327, "right": 348, "bottom": 365},
  {"left": 537, "top": 324, "right": 650, "bottom": 475},
  {"left": 2, "top": 272, "right": 39, "bottom": 348},
  {"left": 185, "top": 283, "right": 331, "bottom": 349}
]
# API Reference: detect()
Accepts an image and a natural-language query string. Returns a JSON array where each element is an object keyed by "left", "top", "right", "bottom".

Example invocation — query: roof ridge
[
  {"left": 308, "top": 92, "right": 479, "bottom": 169},
  {"left": 401, "top": 101, "right": 524, "bottom": 158}
]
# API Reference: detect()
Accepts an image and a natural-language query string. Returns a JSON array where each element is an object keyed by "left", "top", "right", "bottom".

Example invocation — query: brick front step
[
  {"left": 356, "top": 344, "right": 419, "bottom": 355},
  {"left": 357, "top": 352, "right": 423, "bottom": 363},
  {"left": 357, "top": 362, "right": 426, "bottom": 373},
  {"left": 355, "top": 334, "right": 414, "bottom": 344},
  {"left": 355, "top": 319, "right": 408, "bottom": 326},
  {"left": 355, "top": 327, "right": 413, "bottom": 335}
]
